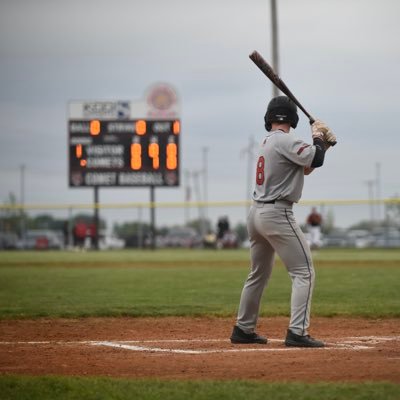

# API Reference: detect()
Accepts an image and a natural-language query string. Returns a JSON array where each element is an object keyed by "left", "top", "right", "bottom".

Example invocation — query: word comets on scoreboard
[{"left": 68, "top": 83, "right": 180, "bottom": 187}]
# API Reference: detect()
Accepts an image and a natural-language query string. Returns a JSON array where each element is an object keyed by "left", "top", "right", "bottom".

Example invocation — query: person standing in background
[{"left": 307, "top": 207, "right": 323, "bottom": 249}]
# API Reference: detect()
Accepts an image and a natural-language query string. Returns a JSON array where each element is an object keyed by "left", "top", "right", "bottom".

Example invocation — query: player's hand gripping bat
[{"left": 249, "top": 50, "right": 337, "bottom": 146}]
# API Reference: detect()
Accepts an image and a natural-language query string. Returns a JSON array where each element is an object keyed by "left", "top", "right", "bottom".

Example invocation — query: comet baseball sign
[{"left": 68, "top": 83, "right": 181, "bottom": 187}]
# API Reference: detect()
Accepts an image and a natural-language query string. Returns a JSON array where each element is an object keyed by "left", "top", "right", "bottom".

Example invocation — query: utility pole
[
  {"left": 184, "top": 169, "right": 191, "bottom": 224},
  {"left": 149, "top": 186, "right": 156, "bottom": 250},
  {"left": 365, "top": 179, "right": 375, "bottom": 224},
  {"left": 192, "top": 170, "right": 206, "bottom": 237},
  {"left": 202, "top": 147, "right": 209, "bottom": 223},
  {"left": 270, "top": 0, "right": 280, "bottom": 97},
  {"left": 20, "top": 164, "right": 26, "bottom": 247},
  {"left": 93, "top": 187, "right": 99, "bottom": 250},
  {"left": 137, "top": 206, "right": 143, "bottom": 249},
  {"left": 375, "top": 162, "right": 381, "bottom": 222}
]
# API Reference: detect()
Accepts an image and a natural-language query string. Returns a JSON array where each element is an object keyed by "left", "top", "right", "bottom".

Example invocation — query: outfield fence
[{"left": 1, "top": 197, "right": 400, "bottom": 249}]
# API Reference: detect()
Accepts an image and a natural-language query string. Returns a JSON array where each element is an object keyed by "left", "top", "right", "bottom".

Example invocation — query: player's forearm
[
  {"left": 304, "top": 167, "right": 314, "bottom": 175},
  {"left": 310, "top": 138, "right": 326, "bottom": 168}
]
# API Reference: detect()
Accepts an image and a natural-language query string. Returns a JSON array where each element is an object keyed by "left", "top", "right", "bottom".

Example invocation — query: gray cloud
[{"left": 0, "top": 0, "right": 399, "bottom": 228}]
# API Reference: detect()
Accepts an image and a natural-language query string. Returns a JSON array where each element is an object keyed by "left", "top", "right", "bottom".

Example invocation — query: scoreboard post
[{"left": 68, "top": 83, "right": 180, "bottom": 249}]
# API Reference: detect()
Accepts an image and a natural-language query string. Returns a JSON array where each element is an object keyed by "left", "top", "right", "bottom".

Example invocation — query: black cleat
[
  {"left": 285, "top": 329, "right": 324, "bottom": 348},
  {"left": 230, "top": 325, "right": 268, "bottom": 344}
]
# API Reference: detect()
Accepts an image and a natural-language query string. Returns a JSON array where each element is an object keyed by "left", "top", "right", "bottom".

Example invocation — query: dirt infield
[{"left": 1, "top": 317, "right": 399, "bottom": 383}]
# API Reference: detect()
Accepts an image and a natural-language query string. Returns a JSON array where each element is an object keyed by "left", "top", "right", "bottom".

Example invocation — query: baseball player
[
  {"left": 230, "top": 96, "right": 336, "bottom": 347},
  {"left": 306, "top": 207, "right": 323, "bottom": 249}
]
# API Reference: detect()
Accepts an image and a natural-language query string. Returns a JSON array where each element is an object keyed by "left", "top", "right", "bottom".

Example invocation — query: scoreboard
[
  {"left": 68, "top": 84, "right": 180, "bottom": 187},
  {"left": 68, "top": 117, "right": 180, "bottom": 187}
]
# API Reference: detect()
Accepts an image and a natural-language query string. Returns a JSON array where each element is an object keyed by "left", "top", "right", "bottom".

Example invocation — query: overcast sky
[{"left": 1, "top": 0, "right": 399, "bottom": 229}]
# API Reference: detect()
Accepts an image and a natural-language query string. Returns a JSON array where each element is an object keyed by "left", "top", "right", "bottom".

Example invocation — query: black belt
[{"left": 258, "top": 200, "right": 275, "bottom": 204}]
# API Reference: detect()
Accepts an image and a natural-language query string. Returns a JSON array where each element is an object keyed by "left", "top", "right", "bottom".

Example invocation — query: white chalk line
[
  {"left": 0, "top": 338, "right": 282, "bottom": 345},
  {"left": 90, "top": 340, "right": 373, "bottom": 353},
  {"left": 1, "top": 336, "right": 399, "bottom": 354},
  {"left": 91, "top": 341, "right": 297, "bottom": 354}
]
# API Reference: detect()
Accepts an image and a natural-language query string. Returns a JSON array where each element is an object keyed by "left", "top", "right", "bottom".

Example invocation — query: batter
[{"left": 230, "top": 96, "right": 336, "bottom": 347}]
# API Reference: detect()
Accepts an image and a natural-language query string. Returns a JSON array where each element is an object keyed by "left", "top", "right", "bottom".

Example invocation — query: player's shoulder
[
  {"left": 274, "top": 131, "right": 301, "bottom": 148},
  {"left": 262, "top": 131, "right": 309, "bottom": 150},
  {"left": 262, "top": 130, "right": 286, "bottom": 144},
  {"left": 274, "top": 133, "right": 315, "bottom": 159}
]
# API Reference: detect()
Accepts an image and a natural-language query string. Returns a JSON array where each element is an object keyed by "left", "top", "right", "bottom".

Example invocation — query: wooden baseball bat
[{"left": 249, "top": 50, "right": 336, "bottom": 146}]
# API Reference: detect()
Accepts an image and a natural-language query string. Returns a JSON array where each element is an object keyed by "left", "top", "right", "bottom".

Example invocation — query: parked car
[
  {"left": 17, "top": 230, "right": 64, "bottom": 250},
  {"left": 322, "top": 229, "right": 349, "bottom": 247},
  {"left": 98, "top": 234, "right": 126, "bottom": 250},
  {"left": 346, "top": 229, "right": 374, "bottom": 248},
  {"left": 160, "top": 227, "right": 202, "bottom": 248},
  {"left": 0, "top": 232, "right": 18, "bottom": 249},
  {"left": 370, "top": 228, "right": 400, "bottom": 248}
]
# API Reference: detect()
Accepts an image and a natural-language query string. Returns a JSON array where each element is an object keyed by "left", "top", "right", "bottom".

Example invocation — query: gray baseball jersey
[
  {"left": 235, "top": 130, "right": 318, "bottom": 337},
  {"left": 252, "top": 130, "right": 316, "bottom": 203}
]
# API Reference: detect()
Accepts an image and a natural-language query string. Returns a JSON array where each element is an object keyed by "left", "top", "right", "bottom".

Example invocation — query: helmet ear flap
[{"left": 291, "top": 113, "right": 299, "bottom": 129}]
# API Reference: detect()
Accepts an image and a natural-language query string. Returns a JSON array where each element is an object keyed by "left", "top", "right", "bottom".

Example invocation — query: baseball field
[{"left": 1, "top": 248, "right": 399, "bottom": 399}]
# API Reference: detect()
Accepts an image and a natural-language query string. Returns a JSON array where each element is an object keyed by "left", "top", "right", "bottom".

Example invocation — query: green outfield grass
[
  {"left": 0, "top": 375, "right": 399, "bottom": 400},
  {"left": 0, "top": 248, "right": 399, "bottom": 319},
  {"left": 1, "top": 249, "right": 399, "bottom": 398}
]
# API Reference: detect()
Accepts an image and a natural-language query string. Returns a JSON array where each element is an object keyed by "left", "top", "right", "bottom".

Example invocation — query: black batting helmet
[{"left": 264, "top": 95, "right": 299, "bottom": 131}]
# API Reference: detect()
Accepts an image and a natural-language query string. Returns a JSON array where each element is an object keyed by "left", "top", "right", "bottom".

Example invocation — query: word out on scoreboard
[{"left": 68, "top": 84, "right": 180, "bottom": 187}]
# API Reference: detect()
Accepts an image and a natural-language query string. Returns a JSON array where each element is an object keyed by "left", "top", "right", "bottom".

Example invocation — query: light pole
[{"left": 270, "top": 0, "right": 280, "bottom": 97}]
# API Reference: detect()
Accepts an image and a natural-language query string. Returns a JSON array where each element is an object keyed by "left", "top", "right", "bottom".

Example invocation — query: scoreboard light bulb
[
  {"left": 135, "top": 120, "right": 147, "bottom": 135},
  {"left": 173, "top": 120, "right": 180, "bottom": 135},
  {"left": 80, "top": 159, "right": 87, "bottom": 167},
  {"left": 90, "top": 120, "right": 101, "bottom": 136}
]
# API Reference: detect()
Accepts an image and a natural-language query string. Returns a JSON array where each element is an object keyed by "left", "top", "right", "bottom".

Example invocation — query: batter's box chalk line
[
  {"left": 91, "top": 335, "right": 400, "bottom": 354},
  {"left": 1, "top": 336, "right": 399, "bottom": 354}
]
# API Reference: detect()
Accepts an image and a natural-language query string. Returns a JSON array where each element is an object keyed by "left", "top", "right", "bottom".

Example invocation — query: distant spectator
[
  {"left": 306, "top": 207, "right": 323, "bottom": 249},
  {"left": 216, "top": 216, "right": 238, "bottom": 249},
  {"left": 217, "top": 216, "right": 230, "bottom": 240},
  {"left": 73, "top": 221, "right": 87, "bottom": 248}
]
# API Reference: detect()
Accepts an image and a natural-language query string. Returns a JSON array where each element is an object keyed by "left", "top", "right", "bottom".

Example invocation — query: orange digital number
[
  {"left": 75, "top": 144, "right": 82, "bottom": 158},
  {"left": 90, "top": 120, "right": 100, "bottom": 136},
  {"left": 173, "top": 120, "right": 180, "bottom": 135},
  {"left": 148, "top": 143, "right": 160, "bottom": 169},
  {"left": 130, "top": 143, "right": 142, "bottom": 170},
  {"left": 166, "top": 143, "right": 177, "bottom": 170},
  {"left": 135, "top": 120, "right": 146, "bottom": 135}
]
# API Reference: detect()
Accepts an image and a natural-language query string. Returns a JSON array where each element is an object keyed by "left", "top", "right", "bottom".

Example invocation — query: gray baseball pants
[{"left": 236, "top": 200, "right": 315, "bottom": 336}]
